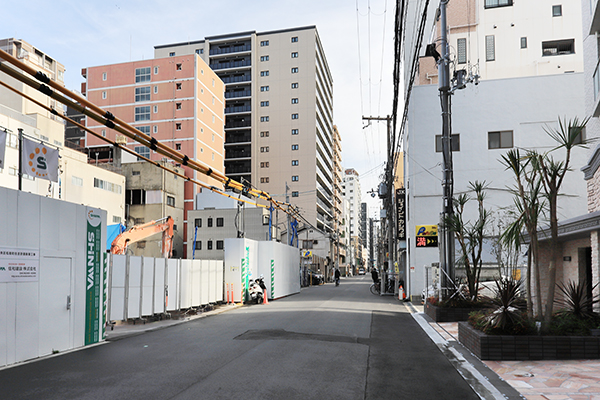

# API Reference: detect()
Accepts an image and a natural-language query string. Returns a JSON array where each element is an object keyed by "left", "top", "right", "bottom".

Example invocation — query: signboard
[
  {"left": 0, "top": 247, "right": 39, "bottom": 282},
  {"left": 302, "top": 250, "right": 312, "bottom": 258},
  {"left": 396, "top": 188, "right": 406, "bottom": 240},
  {"left": 416, "top": 224, "right": 438, "bottom": 248},
  {"left": 85, "top": 208, "right": 102, "bottom": 345}
]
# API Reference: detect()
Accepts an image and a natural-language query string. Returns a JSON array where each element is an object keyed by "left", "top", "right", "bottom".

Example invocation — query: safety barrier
[{"left": 107, "top": 254, "right": 223, "bottom": 322}]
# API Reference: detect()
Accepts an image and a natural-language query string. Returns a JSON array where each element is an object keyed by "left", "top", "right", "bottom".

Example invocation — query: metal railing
[{"left": 210, "top": 44, "right": 251, "bottom": 56}]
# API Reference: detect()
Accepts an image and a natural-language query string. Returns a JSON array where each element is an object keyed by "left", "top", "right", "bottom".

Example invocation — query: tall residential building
[
  {"left": 154, "top": 26, "right": 335, "bottom": 233},
  {"left": 0, "top": 38, "right": 125, "bottom": 225},
  {"left": 360, "top": 202, "right": 369, "bottom": 267},
  {"left": 332, "top": 125, "right": 344, "bottom": 266},
  {"left": 403, "top": 0, "right": 588, "bottom": 299},
  {"left": 342, "top": 168, "right": 363, "bottom": 266},
  {"left": 82, "top": 54, "right": 225, "bottom": 257}
]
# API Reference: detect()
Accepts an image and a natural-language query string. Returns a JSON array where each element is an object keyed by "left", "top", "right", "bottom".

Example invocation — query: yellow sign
[
  {"left": 512, "top": 269, "right": 521, "bottom": 281},
  {"left": 416, "top": 225, "right": 438, "bottom": 237},
  {"left": 302, "top": 250, "right": 312, "bottom": 258}
]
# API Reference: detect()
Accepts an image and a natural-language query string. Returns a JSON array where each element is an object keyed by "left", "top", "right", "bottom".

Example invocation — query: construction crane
[{"left": 110, "top": 216, "right": 174, "bottom": 258}]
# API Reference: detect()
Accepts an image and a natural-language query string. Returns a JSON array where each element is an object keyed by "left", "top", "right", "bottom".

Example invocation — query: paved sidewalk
[{"left": 410, "top": 304, "right": 600, "bottom": 400}]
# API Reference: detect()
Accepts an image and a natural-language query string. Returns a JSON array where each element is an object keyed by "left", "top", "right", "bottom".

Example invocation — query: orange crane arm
[{"left": 110, "top": 216, "right": 174, "bottom": 258}]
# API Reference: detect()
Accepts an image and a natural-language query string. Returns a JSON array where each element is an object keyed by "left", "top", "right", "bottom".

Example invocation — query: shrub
[{"left": 547, "top": 313, "right": 600, "bottom": 336}]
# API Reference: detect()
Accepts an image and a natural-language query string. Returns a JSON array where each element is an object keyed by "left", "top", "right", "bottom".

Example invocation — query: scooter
[{"left": 247, "top": 280, "right": 264, "bottom": 304}]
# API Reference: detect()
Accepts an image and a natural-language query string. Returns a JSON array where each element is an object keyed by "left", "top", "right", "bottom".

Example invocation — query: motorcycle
[{"left": 247, "top": 279, "right": 264, "bottom": 304}]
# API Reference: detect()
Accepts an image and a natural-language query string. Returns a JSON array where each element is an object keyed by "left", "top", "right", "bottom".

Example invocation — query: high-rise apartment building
[
  {"left": 403, "top": 0, "right": 588, "bottom": 299},
  {"left": 82, "top": 54, "right": 225, "bottom": 256},
  {"left": 154, "top": 26, "right": 335, "bottom": 233},
  {"left": 342, "top": 168, "right": 363, "bottom": 266}
]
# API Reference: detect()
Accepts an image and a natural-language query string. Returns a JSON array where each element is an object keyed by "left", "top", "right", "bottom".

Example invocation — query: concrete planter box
[
  {"left": 424, "top": 301, "right": 480, "bottom": 322},
  {"left": 458, "top": 321, "right": 600, "bottom": 360}
]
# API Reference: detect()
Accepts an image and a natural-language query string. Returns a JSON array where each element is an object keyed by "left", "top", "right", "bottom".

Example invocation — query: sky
[{"left": 3, "top": 0, "right": 396, "bottom": 218}]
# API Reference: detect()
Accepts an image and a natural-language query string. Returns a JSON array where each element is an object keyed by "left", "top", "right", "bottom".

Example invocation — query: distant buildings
[{"left": 343, "top": 168, "right": 363, "bottom": 270}]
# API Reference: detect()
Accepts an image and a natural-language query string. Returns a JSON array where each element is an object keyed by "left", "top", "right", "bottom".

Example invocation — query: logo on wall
[{"left": 22, "top": 137, "right": 59, "bottom": 182}]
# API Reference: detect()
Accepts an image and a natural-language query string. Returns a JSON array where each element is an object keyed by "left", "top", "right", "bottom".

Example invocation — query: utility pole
[
  {"left": 18, "top": 128, "right": 23, "bottom": 191},
  {"left": 439, "top": 0, "right": 455, "bottom": 293},
  {"left": 363, "top": 116, "right": 395, "bottom": 294}
]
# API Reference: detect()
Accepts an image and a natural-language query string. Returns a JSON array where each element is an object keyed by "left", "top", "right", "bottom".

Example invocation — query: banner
[
  {"left": 21, "top": 136, "right": 59, "bottom": 182},
  {"left": 396, "top": 188, "right": 406, "bottom": 241},
  {"left": 0, "top": 247, "right": 39, "bottom": 283},
  {"left": 0, "top": 129, "right": 6, "bottom": 170},
  {"left": 85, "top": 208, "right": 103, "bottom": 345}
]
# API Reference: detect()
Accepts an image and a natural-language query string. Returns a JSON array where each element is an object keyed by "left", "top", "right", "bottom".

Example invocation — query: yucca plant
[
  {"left": 482, "top": 278, "right": 527, "bottom": 334},
  {"left": 554, "top": 280, "right": 599, "bottom": 319}
]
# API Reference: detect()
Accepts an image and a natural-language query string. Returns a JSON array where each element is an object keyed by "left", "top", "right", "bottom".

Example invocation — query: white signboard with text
[{"left": 0, "top": 247, "right": 39, "bottom": 282}]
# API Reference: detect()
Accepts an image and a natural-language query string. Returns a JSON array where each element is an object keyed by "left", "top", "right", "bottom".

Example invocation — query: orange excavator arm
[{"left": 110, "top": 216, "right": 174, "bottom": 258}]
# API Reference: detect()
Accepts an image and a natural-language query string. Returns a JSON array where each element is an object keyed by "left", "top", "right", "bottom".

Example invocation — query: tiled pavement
[{"left": 429, "top": 321, "right": 600, "bottom": 400}]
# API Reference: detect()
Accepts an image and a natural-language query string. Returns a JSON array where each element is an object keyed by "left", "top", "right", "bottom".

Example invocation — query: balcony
[
  {"left": 225, "top": 90, "right": 252, "bottom": 99},
  {"left": 225, "top": 117, "right": 251, "bottom": 129},
  {"left": 210, "top": 44, "right": 251, "bottom": 56},
  {"left": 210, "top": 59, "right": 251, "bottom": 70},
  {"left": 225, "top": 105, "right": 251, "bottom": 114},
  {"left": 226, "top": 129, "right": 251, "bottom": 144},
  {"left": 221, "top": 74, "right": 251, "bottom": 84}
]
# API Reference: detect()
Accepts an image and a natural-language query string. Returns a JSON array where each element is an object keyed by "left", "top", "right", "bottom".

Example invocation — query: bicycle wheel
[{"left": 370, "top": 283, "right": 380, "bottom": 295}]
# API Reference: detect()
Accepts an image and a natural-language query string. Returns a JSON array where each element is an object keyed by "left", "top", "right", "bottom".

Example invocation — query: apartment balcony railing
[
  {"left": 225, "top": 120, "right": 251, "bottom": 129},
  {"left": 210, "top": 59, "right": 251, "bottom": 70},
  {"left": 225, "top": 105, "right": 251, "bottom": 114},
  {"left": 221, "top": 75, "right": 251, "bottom": 84},
  {"left": 209, "top": 44, "right": 251, "bottom": 56},
  {"left": 225, "top": 90, "right": 252, "bottom": 99}
]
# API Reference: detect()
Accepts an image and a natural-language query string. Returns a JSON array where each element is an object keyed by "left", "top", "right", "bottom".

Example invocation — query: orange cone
[
  {"left": 400, "top": 285, "right": 406, "bottom": 300},
  {"left": 263, "top": 289, "right": 269, "bottom": 304}
]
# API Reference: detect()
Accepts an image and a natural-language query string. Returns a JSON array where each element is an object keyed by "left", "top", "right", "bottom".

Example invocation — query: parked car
[
  {"left": 358, "top": 267, "right": 365, "bottom": 275},
  {"left": 308, "top": 270, "right": 324, "bottom": 285}
]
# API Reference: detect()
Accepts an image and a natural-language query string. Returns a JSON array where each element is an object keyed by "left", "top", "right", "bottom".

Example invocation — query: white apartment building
[
  {"left": 0, "top": 38, "right": 124, "bottom": 225},
  {"left": 403, "top": 0, "right": 588, "bottom": 299},
  {"left": 154, "top": 26, "right": 335, "bottom": 236},
  {"left": 342, "top": 168, "right": 363, "bottom": 267}
]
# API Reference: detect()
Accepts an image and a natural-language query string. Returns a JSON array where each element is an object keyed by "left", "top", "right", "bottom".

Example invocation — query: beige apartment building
[
  {"left": 154, "top": 26, "right": 335, "bottom": 235},
  {"left": 0, "top": 38, "right": 125, "bottom": 225},
  {"left": 82, "top": 54, "right": 225, "bottom": 256}
]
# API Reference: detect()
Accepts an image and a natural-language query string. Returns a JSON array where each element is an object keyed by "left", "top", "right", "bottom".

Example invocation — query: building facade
[
  {"left": 82, "top": 54, "right": 225, "bottom": 257},
  {"left": 404, "top": 0, "right": 588, "bottom": 299},
  {"left": 154, "top": 26, "right": 335, "bottom": 234},
  {"left": 342, "top": 168, "right": 363, "bottom": 268}
]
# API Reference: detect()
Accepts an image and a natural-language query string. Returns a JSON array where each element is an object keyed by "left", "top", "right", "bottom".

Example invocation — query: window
[
  {"left": 291, "top": 52, "right": 298, "bottom": 58},
  {"left": 94, "top": 178, "right": 122, "bottom": 194},
  {"left": 102, "top": 72, "right": 107, "bottom": 81},
  {"left": 261, "top": 116, "right": 269, "bottom": 122},
  {"left": 457, "top": 38, "right": 467, "bottom": 64},
  {"left": 261, "top": 70, "right": 269, "bottom": 76},
  {"left": 176, "top": 63, "right": 182, "bottom": 70},
  {"left": 552, "top": 5, "right": 562, "bottom": 16},
  {"left": 260, "top": 86, "right": 269, "bottom": 92},
  {"left": 113, "top": 216, "right": 122, "bottom": 223},
  {"left": 154, "top": 66, "right": 159, "bottom": 74},
  {"left": 102, "top": 91, "right": 106, "bottom": 99},
  {"left": 154, "top": 85, "right": 158, "bottom": 94},
  {"left": 153, "top": 125, "right": 158, "bottom": 134},
  {"left": 260, "top": 162, "right": 269, "bottom": 168},
  {"left": 72, "top": 176, "right": 83, "bottom": 186},
  {"left": 488, "top": 131, "right": 513, "bottom": 149},
  {"left": 261, "top": 40, "right": 269, "bottom": 46},
  {"left": 292, "top": 191, "right": 299, "bottom": 197},
  {"left": 484, "top": 0, "right": 512, "bottom": 8},
  {"left": 169, "top": 52, "right": 175, "bottom": 57},
  {"left": 207, "top": 218, "right": 213, "bottom": 227},
  {"left": 291, "top": 82, "right": 298, "bottom": 89},
  {"left": 291, "top": 129, "right": 299, "bottom": 135},
  {"left": 261, "top": 177, "right": 269, "bottom": 183},
  {"left": 261, "top": 101, "right": 269, "bottom": 107},
  {"left": 292, "top": 175, "right": 299, "bottom": 182},
  {"left": 292, "top": 160, "right": 299, "bottom": 166},
  {"left": 260, "top": 55, "right": 269, "bottom": 61},
  {"left": 135, "top": 86, "right": 151, "bottom": 102},
  {"left": 207, "top": 240, "right": 213, "bottom": 250},
  {"left": 216, "top": 240, "right": 224, "bottom": 250},
  {"left": 166, "top": 195, "right": 175, "bottom": 207},
  {"left": 521, "top": 37, "right": 527, "bottom": 49},
  {"left": 176, "top": 143, "right": 181, "bottom": 150},
  {"left": 101, "top": 129, "right": 106, "bottom": 137},
  {"left": 132, "top": 171, "right": 140, "bottom": 176},
  {"left": 176, "top": 82, "right": 182, "bottom": 90},
  {"left": 176, "top": 123, "right": 182, "bottom": 130},
  {"left": 195, "top": 218, "right": 202, "bottom": 227},
  {"left": 261, "top": 146, "right": 269, "bottom": 152},
  {"left": 291, "top": 98, "right": 298, "bottom": 104},
  {"left": 135, "top": 106, "right": 151, "bottom": 121},
  {"left": 196, "top": 48, "right": 204, "bottom": 54},
  {"left": 134, "top": 146, "right": 150, "bottom": 160},
  {"left": 485, "top": 35, "right": 495, "bottom": 61},
  {"left": 571, "top": 126, "right": 586, "bottom": 144},
  {"left": 291, "top": 37, "right": 298, "bottom": 43},
  {"left": 292, "top": 144, "right": 299, "bottom": 150},
  {"left": 195, "top": 241, "right": 202, "bottom": 250},
  {"left": 435, "top": 134, "right": 460, "bottom": 152},
  {"left": 136, "top": 125, "right": 150, "bottom": 134},
  {"left": 217, "top": 217, "right": 224, "bottom": 227},
  {"left": 176, "top": 103, "right": 182, "bottom": 110},
  {"left": 542, "top": 39, "right": 575, "bottom": 56},
  {"left": 135, "top": 67, "right": 151, "bottom": 83},
  {"left": 291, "top": 67, "right": 299, "bottom": 73},
  {"left": 260, "top": 131, "right": 269, "bottom": 137},
  {"left": 292, "top": 113, "right": 299, "bottom": 119}
]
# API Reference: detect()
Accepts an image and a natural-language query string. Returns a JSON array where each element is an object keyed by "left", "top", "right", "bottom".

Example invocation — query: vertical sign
[
  {"left": 270, "top": 259, "right": 275, "bottom": 299},
  {"left": 396, "top": 188, "right": 406, "bottom": 241},
  {"left": 85, "top": 208, "right": 102, "bottom": 345},
  {"left": 102, "top": 253, "right": 108, "bottom": 340},
  {"left": 241, "top": 246, "right": 250, "bottom": 302}
]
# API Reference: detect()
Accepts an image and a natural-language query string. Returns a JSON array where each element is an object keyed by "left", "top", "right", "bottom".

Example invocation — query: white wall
[{"left": 0, "top": 187, "right": 106, "bottom": 367}]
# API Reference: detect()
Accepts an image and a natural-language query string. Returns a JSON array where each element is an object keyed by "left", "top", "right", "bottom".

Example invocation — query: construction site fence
[{"left": 107, "top": 254, "right": 224, "bottom": 322}]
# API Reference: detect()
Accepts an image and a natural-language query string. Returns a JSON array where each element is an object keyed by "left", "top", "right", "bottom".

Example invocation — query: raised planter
[
  {"left": 458, "top": 321, "right": 600, "bottom": 360},
  {"left": 424, "top": 301, "right": 479, "bottom": 322}
]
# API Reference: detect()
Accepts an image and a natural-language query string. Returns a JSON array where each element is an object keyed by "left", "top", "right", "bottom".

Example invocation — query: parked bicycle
[{"left": 370, "top": 279, "right": 395, "bottom": 295}]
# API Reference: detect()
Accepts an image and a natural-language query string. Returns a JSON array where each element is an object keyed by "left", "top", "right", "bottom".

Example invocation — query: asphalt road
[{"left": 0, "top": 276, "right": 479, "bottom": 400}]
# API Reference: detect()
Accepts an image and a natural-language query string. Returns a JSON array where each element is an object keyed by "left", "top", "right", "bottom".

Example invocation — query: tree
[{"left": 446, "top": 181, "right": 490, "bottom": 300}]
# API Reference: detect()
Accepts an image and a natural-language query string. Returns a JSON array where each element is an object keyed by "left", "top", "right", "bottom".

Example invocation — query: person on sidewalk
[{"left": 334, "top": 268, "right": 340, "bottom": 286}]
